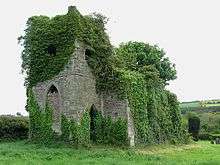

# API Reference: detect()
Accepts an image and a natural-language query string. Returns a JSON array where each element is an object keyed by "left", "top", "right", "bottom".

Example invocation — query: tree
[
  {"left": 114, "top": 41, "right": 177, "bottom": 85},
  {"left": 16, "top": 112, "right": 22, "bottom": 116},
  {"left": 187, "top": 113, "right": 200, "bottom": 141}
]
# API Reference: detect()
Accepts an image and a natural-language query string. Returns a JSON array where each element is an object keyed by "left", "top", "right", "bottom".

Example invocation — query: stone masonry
[{"left": 32, "top": 40, "right": 135, "bottom": 146}]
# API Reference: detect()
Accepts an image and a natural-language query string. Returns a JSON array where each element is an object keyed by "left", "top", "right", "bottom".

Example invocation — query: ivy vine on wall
[{"left": 20, "top": 7, "right": 186, "bottom": 146}]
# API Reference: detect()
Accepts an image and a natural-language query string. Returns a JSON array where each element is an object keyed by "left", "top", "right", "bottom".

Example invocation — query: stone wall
[
  {"left": 101, "top": 93, "right": 135, "bottom": 146},
  {"left": 101, "top": 93, "right": 127, "bottom": 119},
  {"left": 33, "top": 41, "right": 100, "bottom": 131},
  {"left": 32, "top": 40, "right": 135, "bottom": 146}
]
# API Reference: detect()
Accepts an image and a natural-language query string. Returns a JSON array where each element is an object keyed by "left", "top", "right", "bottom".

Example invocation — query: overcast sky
[{"left": 0, "top": 0, "right": 220, "bottom": 115}]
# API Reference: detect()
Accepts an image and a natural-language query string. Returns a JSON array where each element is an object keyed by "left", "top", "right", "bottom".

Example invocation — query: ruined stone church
[
  {"left": 32, "top": 39, "right": 135, "bottom": 146},
  {"left": 23, "top": 6, "right": 182, "bottom": 147}
]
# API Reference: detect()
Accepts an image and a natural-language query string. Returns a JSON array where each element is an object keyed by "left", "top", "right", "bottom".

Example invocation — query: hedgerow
[
  {"left": 20, "top": 7, "right": 185, "bottom": 146},
  {"left": 0, "top": 115, "right": 29, "bottom": 141}
]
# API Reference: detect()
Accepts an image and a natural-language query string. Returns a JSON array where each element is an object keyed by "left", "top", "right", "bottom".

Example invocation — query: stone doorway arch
[
  {"left": 47, "top": 84, "right": 61, "bottom": 134},
  {"left": 89, "top": 104, "right": 98, "bottom": 142}
]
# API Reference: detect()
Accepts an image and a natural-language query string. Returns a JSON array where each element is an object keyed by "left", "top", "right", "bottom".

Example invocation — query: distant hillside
[
  {"left": 181, "top": 100, "right": 220, "bottom": 137},
  {"left": 180, "top": 100, "right": 220, "bottom": 114}
]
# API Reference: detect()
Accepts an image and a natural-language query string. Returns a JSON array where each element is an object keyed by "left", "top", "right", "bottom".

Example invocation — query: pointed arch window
[{"left": 48, "top": 85, "right": 58, "bottom": 94}]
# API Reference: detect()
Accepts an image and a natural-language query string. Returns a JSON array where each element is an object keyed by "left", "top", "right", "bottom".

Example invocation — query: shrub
[
  {"left": 188, "top": 115, "right": 200, "bottom": 141},
  {"left": 111, "top": 118, "right": 128, "bottom": 146},
  {"left": 199, "top": 112, "right": 220, "bottom": 134},
  {"left": 198, "top": 133, "right": 212, "bottom": 140},
  {"left": 198, "top": 133, "right": 220, "bottom": 141},
  {"left": 0, "top": 115, "right": 29, "bottom": 140}
]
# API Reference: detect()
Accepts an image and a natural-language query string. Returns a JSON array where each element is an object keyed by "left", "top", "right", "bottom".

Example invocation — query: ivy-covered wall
[
  {"left": 111, "top": 69, "right": 183, "bottom": 145},
  {"left": 20, "top": 6, "right": 186, "bottom": 146},
  {"left": 19, "top": 6, "right": 113, "bottom": 90},
  {"left": 28, "top": 89, "right": 128, "bottom": 146}
]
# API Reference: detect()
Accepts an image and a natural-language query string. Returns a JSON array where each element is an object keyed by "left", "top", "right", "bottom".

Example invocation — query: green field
[
  {"left": 180, "top": 100, "right": 220, "bottom": 114},
  {"left": 180, "top": 101, "right": 200, "bottom": 108},
  {"left": 206, "top": 103, "right": 220, "bottom": 107},
  {"left": 180, "top": 100, "right": 220, "bottom": 108},
  {"left": 0, "top": 141, "right": 219, "bottom": 165}
]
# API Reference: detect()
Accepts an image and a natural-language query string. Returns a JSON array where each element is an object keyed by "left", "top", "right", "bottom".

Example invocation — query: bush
[
  {"left": 198, "top": 133, "right": 212, "bottom": 140},
  {"left": 188, "top": 115, "right": 200, "bottom": 141},
  {"left": 199, "top": 112, "right": 220, "bottom": 134},
  {"left": 0, "top": 115, "right": 29, "bottom": 140},
  {"left": 198, "top": 133, "right": 220, "bottom": 141}
]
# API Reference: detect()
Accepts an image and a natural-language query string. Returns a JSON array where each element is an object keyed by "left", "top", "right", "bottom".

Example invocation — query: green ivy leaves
[{"left": 20, "top": 9, "right": 112, "bottom": 88}]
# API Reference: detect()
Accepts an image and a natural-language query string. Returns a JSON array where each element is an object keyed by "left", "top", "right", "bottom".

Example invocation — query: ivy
[
  {"left": 92, "top": 112, "right": 128, "bottom": 146},
  {"left": 27, "top": 90, "right": 128, "bottom": 146},
  {"left": 78, "top": 110, "right": 90, "bottom": 146},
  {"left": 61, "top": 114, "right": 70, "bottom": 141},
  {"left": 19, "top": 7, "right": 113, "bottom": 89},
  {"left": 116, "top": 69, "right": 184, "bottom": 145},
  {"left": 69, "top": 119, "right": 80, "bottom": 145},
  {"left": 27, "top": 90, "right": 53, "bottom": 143},
  {"left": 22, "top": 7, "right": 186, "bottom": 146}
]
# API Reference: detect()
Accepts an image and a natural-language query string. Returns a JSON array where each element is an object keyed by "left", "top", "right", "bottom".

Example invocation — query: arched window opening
[
  {"left": 47, "top": 44, "right": 57, "bottom": 56},
  {"left": 48, "top": 85, "right": 58, "bottom": 94},
  {"left": 85, "top": 49, "right": 93, "bottom": 61}
]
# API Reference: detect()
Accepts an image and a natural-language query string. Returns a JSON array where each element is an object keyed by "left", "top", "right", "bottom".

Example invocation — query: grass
[
  {"left": 180, "top": 102, "right": 220, "bottom": 114},
  {"left": 206, "top": 103, "right": 220, "bottom": 107},
  {"left": 0, "top": 141, "right": 219, "bottom": 164},
  {"left": 180, "top": 100, "right": 220, "bottom": 109},
  {"left": 180, "top": 101, "right": 200, "bottom": 108}
]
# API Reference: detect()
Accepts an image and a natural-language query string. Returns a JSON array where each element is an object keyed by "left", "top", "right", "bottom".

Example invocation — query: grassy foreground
[{"left": 0, "top": 141, "right": 219, "bottom": 165}]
